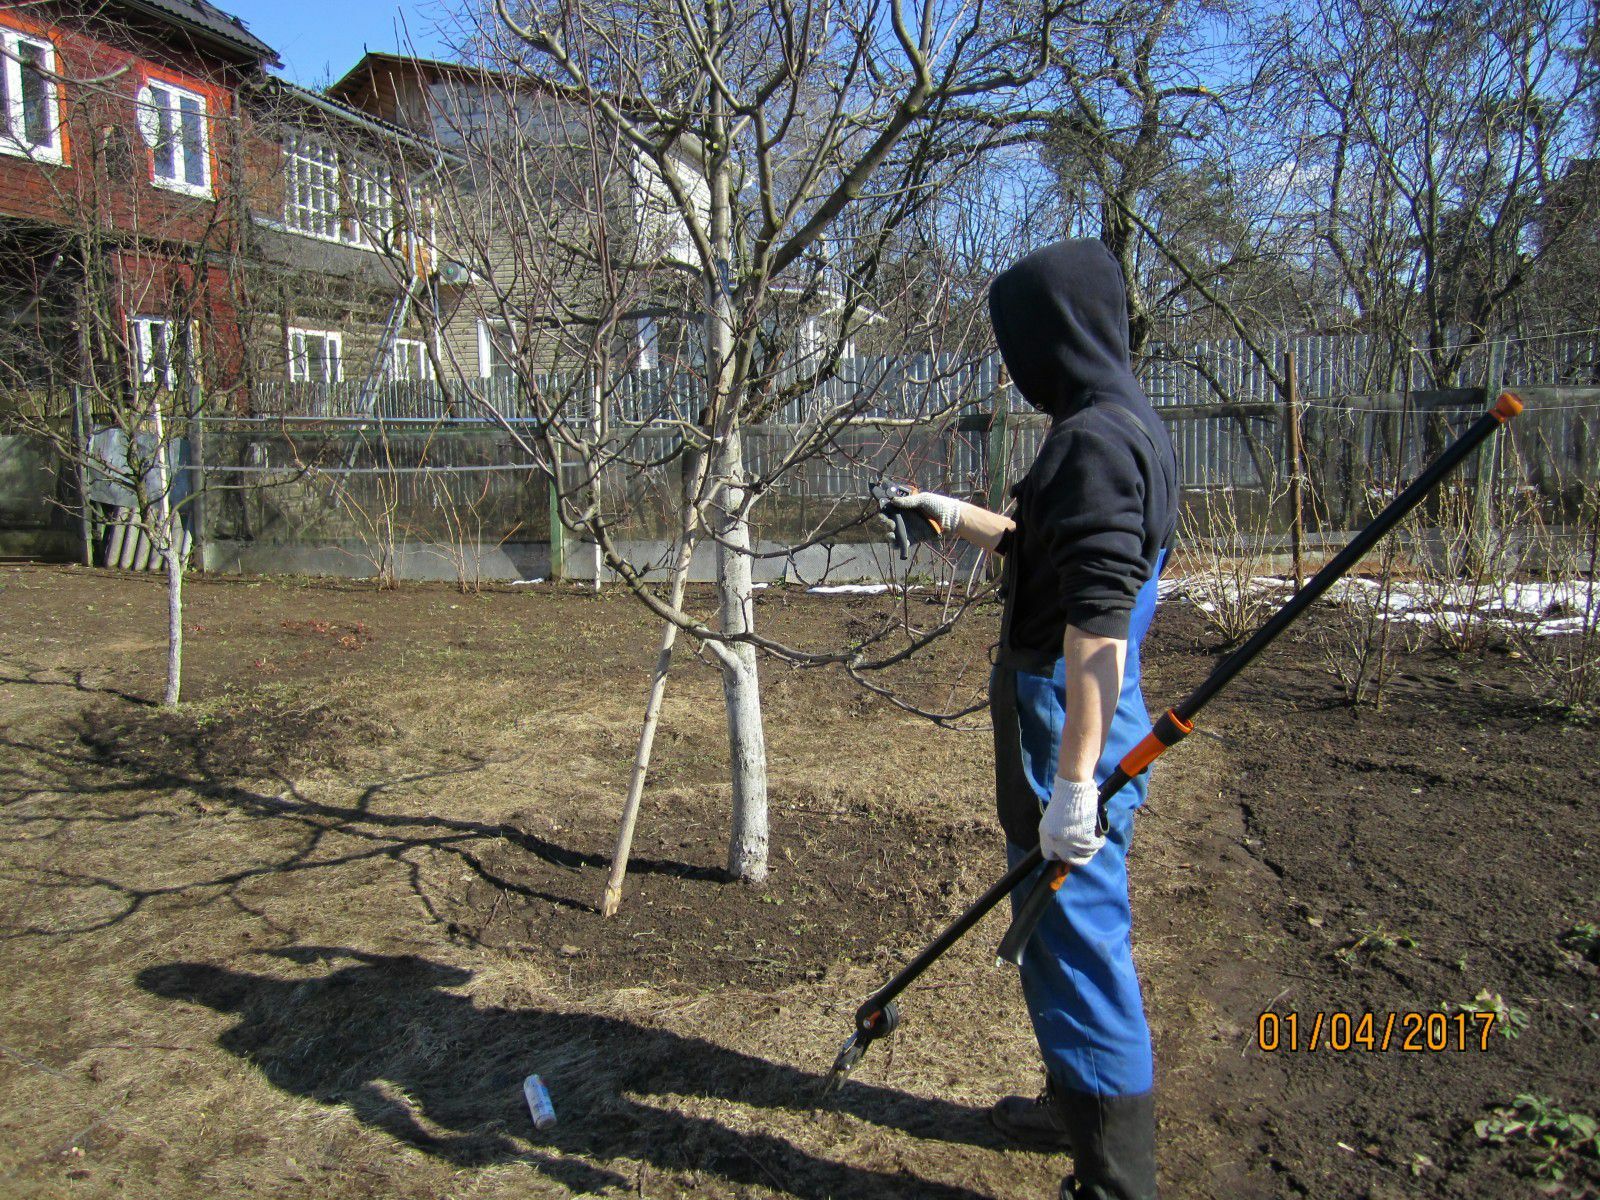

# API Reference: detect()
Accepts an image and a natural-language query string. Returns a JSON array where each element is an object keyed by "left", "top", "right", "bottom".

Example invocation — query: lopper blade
[{"left": 822, "top": 1032, "right": 866, "bottom": 1094}]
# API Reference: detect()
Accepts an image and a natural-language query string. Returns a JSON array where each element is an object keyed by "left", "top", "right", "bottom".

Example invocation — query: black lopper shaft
[
  {"left": 995, "top": 393, "right": 1525, "bottom": 964},
  {"left": 849, "top": 852, "right": 1040, "bottom": 1034},
  {"left": 829, "top": 394, "right": 1522, "bottom": 1082}
]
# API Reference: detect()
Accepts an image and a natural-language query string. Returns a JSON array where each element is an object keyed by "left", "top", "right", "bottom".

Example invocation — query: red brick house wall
[{"left": 0, "top": 2, "right": 259, "bottom": 398}]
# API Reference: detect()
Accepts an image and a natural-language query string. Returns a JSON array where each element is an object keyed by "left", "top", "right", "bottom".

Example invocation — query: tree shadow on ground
[
  {"left": 0, "top": 703, "right": 723, "bottom": 939},
  {"left": 139, "top": 949, "right": 1003, "bottom": 1198},
  {"left": 0, "top": 665, "right": 156, "bottom": 707}
]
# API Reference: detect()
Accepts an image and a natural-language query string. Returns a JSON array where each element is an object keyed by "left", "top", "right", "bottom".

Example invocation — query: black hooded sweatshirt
[{"left": 988, "top": 239, "right": 1178, "bottom": 663}]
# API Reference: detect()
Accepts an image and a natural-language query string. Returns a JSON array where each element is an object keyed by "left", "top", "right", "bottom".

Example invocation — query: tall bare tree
[
  {"left": 1282, "top": 0, "right": 1597, "bottom": 385},
  {"left": 418, "top": 0, "right": 1071, "bottom": 883},
  {"left": 2, "top": 25, "right": 256, "bottom": 707}
]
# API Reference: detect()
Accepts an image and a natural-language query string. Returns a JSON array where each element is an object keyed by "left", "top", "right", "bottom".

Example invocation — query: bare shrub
[
  {"left": 1176, "top": 477, "right": 1294, "bottom": 645},
  {"left": 427, "top": 471, "right": 523, "bottom": 595},
  {"left": 1315, "top": 537, "right": 1419, "bottom": 710},
  {"left": 329, "top": 461, "right": 402, "bottom": 590},
  {"left": 1513, "top": 481, "right": 1600, "bottom": 716},
  {"left": 1407, "top": 446, "right": 1542, "bottom": 656}
]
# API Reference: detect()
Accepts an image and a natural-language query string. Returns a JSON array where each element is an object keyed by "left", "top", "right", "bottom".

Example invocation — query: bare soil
[{"left": 0, "top": 562, "right": 1594, "bottom": 1200}]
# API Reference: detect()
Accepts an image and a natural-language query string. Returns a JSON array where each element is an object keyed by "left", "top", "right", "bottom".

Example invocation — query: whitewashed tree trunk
[
  {"left": 704, "top": 83, "right": 769, "bottom": 883},
  {"left": 149, "top": 398, "right": 184, "bottom": 707},
  {"left": 163, "top": 510, "right": 184, "bottom": 708},
  {"left": 713, "top": 428, "right": 769, "bottom": 883}
]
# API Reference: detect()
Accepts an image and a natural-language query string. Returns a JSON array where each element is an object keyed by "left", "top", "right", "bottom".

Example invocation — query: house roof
[
  {"left": 263, "top": 78, "right": 461, "bottom": 162},
  {"left": 114, "top": 0, "right": 279, "bottom": 66},
  {"left": 328, "top": 51, "right": 698, "bottom": 156},
  {"left": 327, "top": 51, "right": 547, "bottom": 102}
]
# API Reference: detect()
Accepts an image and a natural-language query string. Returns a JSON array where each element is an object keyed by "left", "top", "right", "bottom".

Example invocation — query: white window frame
[
  {"left": 0, "top": 27, "right": 63, "bottom": 164},
  {"left": 129, "top": 316, "right": 197, "bottom": 391},
  {"left": 385, "top": 337, "right": 433, "bottom": 382},
  {"left": 137, "top": 78, "right": 210, "bottom": 197},
  {"left": 348, "top": 161, "right": 393, "bottom": 248},
  {"left": 796, "top": 315, "right": 832, "bottom": 365},
  {"left": 284, "top": 133, "right": 341, "bottom": 240},
  {"left": 282, "top": 133, "right": 395, "bottom": 250},
  {"left": 477, "top": 318, "right": 519, "bottom": 381},
  {"left": 287, "top": 327, "right": 343, "bottom": 383}
]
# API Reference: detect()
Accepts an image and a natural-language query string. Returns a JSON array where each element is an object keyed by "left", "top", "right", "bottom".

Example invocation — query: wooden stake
[
  {"left": 72, "top": 384, "right": 95, "bottom": 566},
  {"left": 601, "top": 583, "right": 687, "bottom": 917},
  {"left": 601, "top": 445, "right": 708, "bottom": 916}
]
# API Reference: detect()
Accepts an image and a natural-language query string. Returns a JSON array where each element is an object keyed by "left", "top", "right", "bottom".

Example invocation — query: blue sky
[{"left": 221, "top": 0, "right": 451, "bottom": 86}]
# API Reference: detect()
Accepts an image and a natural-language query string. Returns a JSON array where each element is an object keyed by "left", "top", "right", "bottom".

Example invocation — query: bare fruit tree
[
  {"left": 1, "top": 28, "right": 256, "bottom": 708},
  {"left": 416, "top": 0, "right": 1072, "bottom": 887}
]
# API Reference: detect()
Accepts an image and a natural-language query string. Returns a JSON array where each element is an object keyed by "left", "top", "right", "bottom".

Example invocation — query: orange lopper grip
[
  {"left": 1492, "top": 392, "right": 1523, "bottom": 423},
  {"left": 1118, "top": 708, "right": 1195, "bottom": 777}
]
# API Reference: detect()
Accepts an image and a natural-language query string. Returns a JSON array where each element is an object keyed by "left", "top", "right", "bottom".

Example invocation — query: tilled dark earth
[
  {"left": 454, "top": 799, "right": 992, "bottom": 991},
  {"left": 1211, "top": 638, "right": 1600, "bottom": 1198},
  {"left": 0, "top": 562, "right": 1594, "bottom": 1200}
]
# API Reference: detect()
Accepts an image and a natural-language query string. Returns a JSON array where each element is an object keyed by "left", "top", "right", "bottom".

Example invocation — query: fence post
[
  {"left": 548, "top": 466, "right": 566, "bottom": 582},
  {"left": 72, "top": 383, "right": 95, "bottom": 566},
  {"left": 1282, "top": 349, "right": 1305, "bottom": 589}
]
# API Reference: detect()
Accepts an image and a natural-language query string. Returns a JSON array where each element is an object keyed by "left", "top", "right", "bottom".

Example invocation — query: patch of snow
[
  {"left": 509, "top": 578, "right": 546, "bottom": 586},
  {"left": 1532, "top": 616, "right": 1592, "bottom": 637},
  {"left": 807, "top": 583, "right": 922, "bottom": 595},
  {"left": 1168, "top": 573, "right": 1597, "bottom": 637}
]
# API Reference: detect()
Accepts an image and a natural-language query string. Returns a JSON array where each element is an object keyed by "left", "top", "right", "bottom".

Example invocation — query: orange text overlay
[{"left": 1256, "top": 1010, "right": 1499, "bottom": 1053}]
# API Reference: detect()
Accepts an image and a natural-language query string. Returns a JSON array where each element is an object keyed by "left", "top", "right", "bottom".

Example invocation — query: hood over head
[{"left": 988, "top": 239, "right": 1137, "bottom": 418}]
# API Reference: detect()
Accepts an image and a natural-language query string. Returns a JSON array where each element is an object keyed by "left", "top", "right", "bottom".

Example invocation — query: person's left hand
[{"left": 1039, "top": 777, "right": 1104, "bottom": 866}]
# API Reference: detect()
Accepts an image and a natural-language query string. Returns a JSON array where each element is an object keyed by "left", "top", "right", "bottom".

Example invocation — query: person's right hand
[
  {"left": 1039, "top": 776, "right": 1105, "bottom": 867},
  {"left": 885, "top": 488, "right": 963, "bottom": 536}
]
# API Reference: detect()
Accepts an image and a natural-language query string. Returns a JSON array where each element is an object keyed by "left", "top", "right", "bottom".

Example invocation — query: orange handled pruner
[{"left": 871, "top": 480, "right": 943, "bottom": 560}]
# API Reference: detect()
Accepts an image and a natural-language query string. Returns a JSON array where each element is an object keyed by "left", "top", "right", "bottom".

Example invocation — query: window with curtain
[{"left": 138, "top": 80, "right": 210, "bottom": 195}]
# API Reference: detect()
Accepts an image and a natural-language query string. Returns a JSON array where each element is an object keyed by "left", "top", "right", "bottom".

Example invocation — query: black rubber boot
[
  {"left": 1054, "top": 1088, "right": 1158, "bottom": 1200},
  {"left": 990, "top": 1074, "right": 1075, "bottom": 1150}
]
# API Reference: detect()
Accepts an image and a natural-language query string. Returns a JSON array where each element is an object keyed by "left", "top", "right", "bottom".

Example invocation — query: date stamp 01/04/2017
[{"left": 1256, "top": 1009, "right": 1500, "bottom": 1053}]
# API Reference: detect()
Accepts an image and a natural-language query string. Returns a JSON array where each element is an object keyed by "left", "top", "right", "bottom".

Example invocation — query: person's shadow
[{"left": 139, "top": 949, "right": 1005, "bottom": 1198}]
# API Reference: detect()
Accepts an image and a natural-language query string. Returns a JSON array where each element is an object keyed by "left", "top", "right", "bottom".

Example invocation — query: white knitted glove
[
  {"left": 885, "top": 488, "right": 963, "bottom": 536},
  {"left": 1039, "top": 777, "right": 1105, "bottom": 866}
]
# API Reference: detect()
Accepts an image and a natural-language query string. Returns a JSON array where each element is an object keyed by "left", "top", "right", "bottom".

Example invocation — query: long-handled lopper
[{"left": 825, "top": 391, "right": 1525, "bottom": 1093}]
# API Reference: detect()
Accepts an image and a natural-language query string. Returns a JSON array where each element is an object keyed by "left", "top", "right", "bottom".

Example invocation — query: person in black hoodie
[{"left": 887, "top": 239, "right": 1177, "bottom": 1200}]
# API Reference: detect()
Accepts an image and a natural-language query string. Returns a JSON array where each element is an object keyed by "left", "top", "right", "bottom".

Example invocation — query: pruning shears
[{"left": 870, "top": 480, "right": 941, "bottom": 560}]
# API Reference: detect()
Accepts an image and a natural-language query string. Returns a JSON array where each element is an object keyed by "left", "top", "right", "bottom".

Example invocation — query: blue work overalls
[{"left": 991, "top": 552, "right": 1165, "bottom": 1100}]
